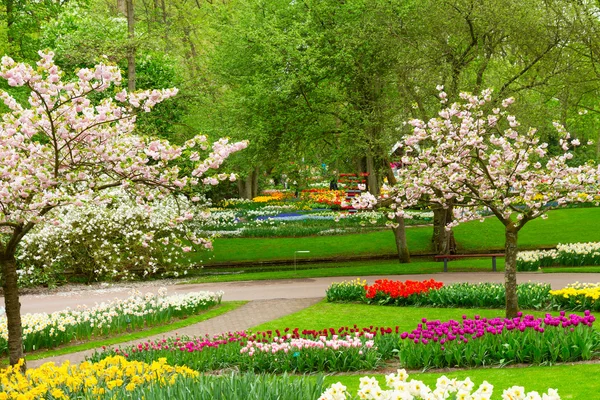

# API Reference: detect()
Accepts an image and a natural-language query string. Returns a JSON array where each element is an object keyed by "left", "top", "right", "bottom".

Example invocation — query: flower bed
[
  {"left": 326, "top": 279, "right": 551, "bottom": 310},
  {"left": 550, "top": 282, "right": 600, "bottom": 311},
  {"left": 0, "top": 289, "right": 223, "bottom": 354},
  {"left": 364, "top": 279, "right": 444, "bottom": 305},
  {"left": 397, "top": 311, "right": 598, "bottom": 369},
  {"left": 0, "top": 355, "right": 198, "bottom": 399},
  {"left": 89, "top": 326, "right": 396, "bottom": 373},
  {"left": 517, "top": 242, "right": 600, "bottom": 271},
  {"left": 320, "top": 369, "right": 561, "bottom": 400},
  {"left": 300, "top": 189, "right": 346, "bottom": 207},
  {"left": 0, "top": 356, "right": 326, "bottom": 400}
]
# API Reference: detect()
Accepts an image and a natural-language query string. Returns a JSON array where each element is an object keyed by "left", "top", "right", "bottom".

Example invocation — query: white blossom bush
[
  {"left": 319, "top": 369, "right": 561, "bottom": 400},
  {"left": 15, "top": 191, "right": 214, "bottom": 286}
]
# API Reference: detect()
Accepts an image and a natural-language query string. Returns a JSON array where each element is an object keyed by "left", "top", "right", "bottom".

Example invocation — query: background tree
[{"left": 0, "top": 52, "right": 247, "bottom": 367}]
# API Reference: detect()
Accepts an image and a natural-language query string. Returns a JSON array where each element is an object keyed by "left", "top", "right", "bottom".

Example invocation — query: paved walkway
[
  {"left": 15, "top": 272, "right": 600, "bottom": 314},
  {"left": 8, "top": 272, "right": 600, "bottom": 367}
]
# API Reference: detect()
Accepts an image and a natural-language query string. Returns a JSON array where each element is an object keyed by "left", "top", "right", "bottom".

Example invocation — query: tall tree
[
  {"left": 383, "top": 89, "right": 598, "bottom": 317},
  {"left": 0, "top": 51, "right": 247, "bottom": 366}
]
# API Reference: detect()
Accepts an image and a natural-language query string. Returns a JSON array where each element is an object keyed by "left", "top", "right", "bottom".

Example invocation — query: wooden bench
[{"left": 434, "top": 253, "right": 505, "bottom": 272}]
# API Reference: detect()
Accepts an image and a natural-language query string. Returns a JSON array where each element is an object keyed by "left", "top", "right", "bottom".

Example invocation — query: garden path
[
  {"left": 14, "top": 272, "right": 600, "bottom": 314},
  {"left": 10, "top": 272, "right": 600, "bottom": 367}
]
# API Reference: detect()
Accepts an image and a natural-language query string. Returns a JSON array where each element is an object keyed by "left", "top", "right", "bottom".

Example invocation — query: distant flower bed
[
  {"left": 300, "top": 189, "right": 346, "bottom": 207},
  {"left": 0, "top": 289, "right": 223, "bottom": 354},
  {"left": 326, "top": 279, "right": 551, "bottom": 310},
  {"left": 517, "top": 242, "right": 600, "bottom": 271},
  {"left": 320, "top": 369, "right": 562, "bottom": 400}
]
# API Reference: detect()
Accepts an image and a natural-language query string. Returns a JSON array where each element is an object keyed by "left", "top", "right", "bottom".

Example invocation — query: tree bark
[
  {"left": 392, "top": 215, "right": 410, "bottom": 263},
  {"left": 251, "top": 166, "right": 259, "bottom": 198},
  {"left": 365, "top": 154, "right": 379, "bottom": 196},
  {"left": 117, "top": 0, "right": 126, "bottom": 14},
  {"left": 126, "top": 0, "right": 136, "bottom": 92},
  {"left": 6, "top": 0, "right": 14, "bottom": 44},
  {"left": 0, "top": 253, "right": 25, "bottom": 370},
  {"left": 432, "top": 205, "right": 457, "bottom": 255},
  {"left": 237, "top": 169, "right": 258, "bottom": 200},
  {"left": 504, "top": 226, "right": 519, "bottom": 318}
]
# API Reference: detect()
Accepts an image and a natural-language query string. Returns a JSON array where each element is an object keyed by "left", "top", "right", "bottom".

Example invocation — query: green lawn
[
  {"left": 200, "top": 207, "right": 600, "bottom": 265},
  {"left": 252, "top": 301, "right": 599, "bottom": 332},
  {"left": 325, "top": 364, "right": 600, "bottom": 399},
  {"left": 186, "top": 258, "right": 503, "bottom": 283}
]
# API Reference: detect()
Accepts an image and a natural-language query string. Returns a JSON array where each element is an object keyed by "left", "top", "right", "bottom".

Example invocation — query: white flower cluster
[
  {"left": 0, "top": 289, "right": 223, "bottom": 342},
  {"left": 200, "top": 210, "right": 239, "bottom": 228},
  {"left": 319, "top": 369, "right": 560, "bottom": 400},
  {"left": 16, "top": 190, "right": 212, "bottom": 286},
  {"left": 245, "top": 205, "right": 297, "bottom": 216},
  {"left": 517, "top": 242, "right": 600, "bottom": 270},
  {"left": 564, "top": 281, "right": 600, "bottom": 290}
]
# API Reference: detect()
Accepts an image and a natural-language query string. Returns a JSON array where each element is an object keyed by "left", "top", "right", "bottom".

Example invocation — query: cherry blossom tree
[
  {"left": 0, "top": 51, "right": 247, "bottom": 367},
  {"left": 358, "top": 88, "right": 599, "bottom": 318}
]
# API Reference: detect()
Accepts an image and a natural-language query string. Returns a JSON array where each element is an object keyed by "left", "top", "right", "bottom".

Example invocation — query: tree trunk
[
  {"left": 392, "top": 215, "right": 410, "bottom": 263},
  {"left": 237, "top": 179, "right": 247, "bottom": 199},
  {"left": 365, "top": 154, "right": 379, "bottom": 196},
  {"left": 6, "top": 0, "right": 14, "bottom": 44},
  {"left": 0, "top": 253, "right": 25, "bottom": 370},
  {"left": 117, "top": 0, "right": 126, "bottom": 14},
  {"left": 504, "top": 226, "right": 519, "bottom": 318},
  {"left": 432, "top": 205, "right": 456, "bottom": 254},
  {"left": 160, "top": 0, "right": 169, "bottom": 51},
  {"left": 243, "top": 174, "right": 253, "bottom": 199},
  {"left": 126, "top": 0, "right": 136, "bottom": 92},
  {"left": 251, "top": 166, "right": 259, "bottom": 198}
]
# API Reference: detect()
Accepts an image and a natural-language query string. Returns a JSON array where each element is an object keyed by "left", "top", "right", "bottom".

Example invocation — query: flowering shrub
[
  {"left": 364, "top": 279, "right": 443, "bottom": 305},
  {"left": 0, "top": 355, "right": 198, "bottom": 399},
  {"left": 319, "top": 369, "right": 561, "bottom": 400},
  {"left": 397, "top": 311, "right": 598, "bottom": 369},
  {"left": 550, "top": 282, "right": 600, "bottom": 311},
  {"left": 517, "top": 242, "right": 600, "bottom": 271},
  {"left": 16, "top": 192, "right": 212, "bottom": 286},
  {"left": 0, "top": 289, "right": 223, "bottom": 354}
]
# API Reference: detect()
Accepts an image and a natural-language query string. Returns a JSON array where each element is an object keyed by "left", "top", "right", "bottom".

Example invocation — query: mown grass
[
  {"left": 199, "top": 207, "right": 600, "bottom": 265},
  {"left": 252, "top": 301, "right": 600, "bottom": 332},
  {"left": 324, "top": 363, "right": 600, "bottom": 399},
  {"left": 186, "top": 258, "right": 504, "bottom": 284}
]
